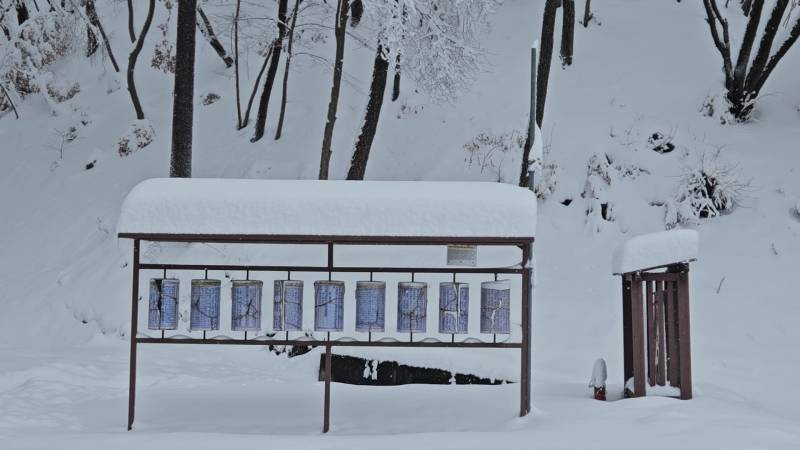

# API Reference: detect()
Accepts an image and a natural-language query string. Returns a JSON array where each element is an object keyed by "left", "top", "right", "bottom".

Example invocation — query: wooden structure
[
  {"left": 620, "top": 263, "right": 692, "bottom": 399},
  {"left": 116, "top": 179, "right": 537, "bottom": 433}
]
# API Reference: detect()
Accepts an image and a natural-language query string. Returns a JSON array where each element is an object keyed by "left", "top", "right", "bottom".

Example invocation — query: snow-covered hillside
[{"left": 1, "top": 0, "right": 799, "bottom": 448}]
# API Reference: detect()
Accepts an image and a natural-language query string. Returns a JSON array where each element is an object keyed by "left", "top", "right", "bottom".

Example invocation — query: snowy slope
[{"left": 1, "top": 0, "right": 799, "bottom": 448}]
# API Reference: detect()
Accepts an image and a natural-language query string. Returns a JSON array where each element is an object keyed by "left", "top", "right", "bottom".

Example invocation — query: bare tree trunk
[
  {"left": 347, "top": 45, "right": 389, "bottom": 180},
  {"left": 86, "top": 24, "right": 98, "bottom": 57},
  {"left": 752, "top": 16, "right": 800, "bottom": 94},
  {"left": 536, "top": 0, "right": 559, "bottom": 127},
  {"left": 234, "top": 0, "right": 242, "bottom": 127},
  {"left": 703, "top": 0, "right": 799, "bottom": 121},
  {"left": 561, "top": 0, "right": 575, "bottom": 66},
  {"left": 275, "top": 0, "right": 301, "bottom": 140},
  {"left": 86, "top": 0, "right": 120, "bottom": 72},
  {"left": 729, "top": 0, "right": 764, "bottom": 103},
  {"left": 251, "top": 0, "right": 288, "bottom": 142},
  {"left": 391, "top": 54, "right": 400, "bottom": 101},
  {"left": 16, "top": 0, "right": 29, "bottom": 25},
  {"left": 319, "top": 0, "right": 349, "bottom": 180},
  {"left": 126, "top": 0, "right": 155, "bottom": 120},
  {"left": 127, "top": 0, "right": 135, "bottom": 42},
  {"left": 170, "top": 0, "right": 197, "bottom": 178},
  {"left": 241, "top": 45, "right": 273, "bottom": 129},
  {"left": 582, "top": 0, "right": 591, "bottom": 27},
  {"left": 196, "top": 5, "right": 233, "bottom": 68}
]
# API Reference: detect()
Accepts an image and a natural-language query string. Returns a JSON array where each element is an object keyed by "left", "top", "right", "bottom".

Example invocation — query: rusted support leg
[
  {"left": 677, "top": 270, "right": 692, "bottom": 399},
  {"left": 128, "top": 239, "right": 140, "bottom": 431},
  {"left": 520, "top": 260, "right": 532, "bottom": 416},
  {"left": 323, "top": 344, "right": 332, "bottom": 432},
  {"left": 622, "top": 276, "right": 633, "bottom": 394},
  {"left": 629, "top": 274, "right": 646, "bottom": 397}
]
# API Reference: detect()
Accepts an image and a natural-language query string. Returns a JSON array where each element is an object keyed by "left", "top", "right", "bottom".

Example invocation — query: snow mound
[
  {"left": 611, "top": 229, "right": 699, "bottom": 274},
  {"left": 117, "top": 178, "right": 537, "bottom": 238}
]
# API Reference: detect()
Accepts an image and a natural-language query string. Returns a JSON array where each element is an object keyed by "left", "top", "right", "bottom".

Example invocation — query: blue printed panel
[
  {"left": 314, "top": 280, "right": 345, "bottom": 332},
  {"left": 397, "top": 282, "right": 427, "bottom": 333},
  {"left": 148, "top": 278, "right": 179, "bottom": 330},
  {"left": 355, "top": 281, "right": 386, "bottom": 332},
  {"left": 274, "top": 280, "right": 303, "bottom": 331},
  {"left": 231, "top": 280, "right": 263, "bottom": 331},
  {"left": 438, "top": 282, "right": 469, "bottom": 334},
  {"left": 480, "top": 280, "right": 511, "bottom": 334},
  {"left": 190, "top": 279, "right": 221, "bottom": 331}
]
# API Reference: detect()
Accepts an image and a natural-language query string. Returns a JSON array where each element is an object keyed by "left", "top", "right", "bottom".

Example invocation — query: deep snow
[{"left": 1, "top": 0, "right": 799, "bottom": 448}]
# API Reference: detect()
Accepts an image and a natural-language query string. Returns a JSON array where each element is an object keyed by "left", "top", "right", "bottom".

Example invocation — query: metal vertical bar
[
  {"left": 646, "top": 280, "right": 655, "bottom": 387},
  {"left": 655, "top": 281, "right": 666, "bottom": 386},
  {"left": 127, "top": 239, "right": 140, "bottom": 431},
  {"left": 677, "top": 270, "right": 692, "bottom": 400},
  {"left": 629, "top": 274, "right": 646, "bottom": 397},
  {"left": 520, "top": 243, "right": 532, "bottom": 416},
  {"left": 622, "top": 276, "right": 633, "bottom": 390},
  {"left": 323, "top": 344, "right": 332, "bottom": 432}
]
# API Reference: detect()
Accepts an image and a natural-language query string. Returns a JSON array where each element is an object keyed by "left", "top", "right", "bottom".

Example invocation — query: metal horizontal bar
[
  {"left": 136, "top": 338, "right": 522, "bottom": 349},
  {"left": 118, "top": 233, "right": 534, "bottom": 246},
  {"left": 138, "top": 263, "right": 524, "bottom": 274}
]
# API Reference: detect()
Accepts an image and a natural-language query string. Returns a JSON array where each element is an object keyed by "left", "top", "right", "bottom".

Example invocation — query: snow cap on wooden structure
[
  {"left": 611, "top": 229, "right": 699, "bottom": 275},
  {"left": 117, "top": 178, "right": 537, "bottom": 238}
]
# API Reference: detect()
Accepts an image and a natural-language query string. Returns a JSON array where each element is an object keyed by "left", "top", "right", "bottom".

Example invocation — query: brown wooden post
[
  {"left": 646, "top": 280, "right": 655, "bottom": 387},
  {"left": 629, "top": 273, "right": 646, "bottom": 397},
  {"left": 323, "top": 343, "right": 332, "bottom": 432},
  {"left": 654, "top": 281, "right": 666, "bottom": 386},
  {"left": 622, "top": 276, "right": 633, "bottom": 391},
  {"left": 665, "top": 278, "right": 679, "bottom": 387},
  {"left": 677, "top": 270, "right": 692, "bottom": 399},
  {"left": 127, "top": 239, "right": 140, "bottom": 431},
  {"left": 520, "top": 244, "right": 532, "bottom": 416}
]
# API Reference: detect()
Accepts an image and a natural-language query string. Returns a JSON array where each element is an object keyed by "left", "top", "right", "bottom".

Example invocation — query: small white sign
[{"left": 447, "top": 245, "right": 477, "bottom": 267}]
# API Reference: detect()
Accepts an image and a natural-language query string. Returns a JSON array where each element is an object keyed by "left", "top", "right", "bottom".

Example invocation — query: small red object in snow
[{"left": 594, "top": 386, "right": 606, "bottom": 401}]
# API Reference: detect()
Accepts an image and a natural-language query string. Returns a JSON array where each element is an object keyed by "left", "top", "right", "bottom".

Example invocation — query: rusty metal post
[
  {"left": 677, "top": 269, "right": 692, "bottom": 399},
  {"left": 520, "top": 244, "right": 532, "bottom": 416},
  {"left": 323, "top": 344, "right": 332, "bottom": 432},
  {"left": 629, "top": 273, "right": 646, "bottom": 397},
  {"left": 127, "top": 239, "right": 140, "bottom": 431}
]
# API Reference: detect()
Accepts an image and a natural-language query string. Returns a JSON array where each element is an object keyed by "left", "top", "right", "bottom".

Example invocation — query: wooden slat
[
  {"left": 646, "top": 280, "right": 656, "bottom": 387},
  {"left": 666, "top": 280, "right": 679, "bottom": 387},
  {"left": 655, "top": 281, "right": 666, "bottom": 386},
  {"left": 622, "top": 277, "right": 633, "bottom": 387},
  {"left": 677, "top": 272, "right": 693, "bottom": 399},
  {"left": 630, "top": 275, "right": 646, "bottom": 397}
]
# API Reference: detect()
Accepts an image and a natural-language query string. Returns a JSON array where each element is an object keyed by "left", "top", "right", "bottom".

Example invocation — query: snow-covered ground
[{"left": 1, "top": 0, "right": 800, "bottom": 448}]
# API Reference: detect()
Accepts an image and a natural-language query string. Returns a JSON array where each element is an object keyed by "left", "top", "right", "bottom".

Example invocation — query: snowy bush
[
  {"left": 464, "top": 130, "right": 524, "bottom": 183},
  {"left": 665, "top": 152, "right": 750, "bottom": 228},
  {"left": 368, "top": 0, "right": 494, "bottom": 103},
  {"left": 151, "top": 40, "right": 176, "bottom": 74},
  {"left": 582, "top": 154, "right": 615, "bottom": 232},
  {"left": 0, "top": 10, "right": 78, "bottom": 111},
  {"left": 46, "top": 79, "right": 80, "bottom": 103},
  {"left": 117, "top": 121, "right": 155, "bottom": 157}
]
